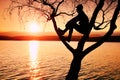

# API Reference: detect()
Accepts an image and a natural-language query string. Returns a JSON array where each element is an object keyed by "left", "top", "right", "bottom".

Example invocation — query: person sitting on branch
[{"left": 58, "top": 4, "right": 89, "bottom": 42}]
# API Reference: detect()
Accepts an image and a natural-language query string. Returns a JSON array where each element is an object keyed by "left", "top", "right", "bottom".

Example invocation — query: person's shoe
[{"left": 58, "top": 28, "right": 65, "bottom": 35}]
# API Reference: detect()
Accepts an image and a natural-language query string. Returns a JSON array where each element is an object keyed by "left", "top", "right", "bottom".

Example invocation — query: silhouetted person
[{"left": 58, "top": 4, "right": 89, "bottom": 42}]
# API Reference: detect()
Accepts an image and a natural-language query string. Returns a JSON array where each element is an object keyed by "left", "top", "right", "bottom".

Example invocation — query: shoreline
[{"left": 0, "top": 36, "right": 120, "bottom": 42}]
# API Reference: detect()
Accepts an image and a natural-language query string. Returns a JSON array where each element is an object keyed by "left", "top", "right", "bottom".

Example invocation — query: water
[{"left": 0, "top": 41, "right": 120, "bottom": 80}]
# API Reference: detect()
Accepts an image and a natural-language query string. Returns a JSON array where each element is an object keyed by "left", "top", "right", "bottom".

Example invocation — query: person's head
[{"left": 76, "top": 4, "right": 83, "bottom": 13}]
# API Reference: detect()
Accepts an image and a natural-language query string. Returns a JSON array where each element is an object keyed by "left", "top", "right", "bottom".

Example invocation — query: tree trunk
[{"left": 66, "top": 53, "right": 83, "bottom": 80}]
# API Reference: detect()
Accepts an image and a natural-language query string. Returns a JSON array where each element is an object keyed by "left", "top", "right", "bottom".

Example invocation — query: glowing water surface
[{"left": 0, "top": 41, "right": 120, "bottom": 80}]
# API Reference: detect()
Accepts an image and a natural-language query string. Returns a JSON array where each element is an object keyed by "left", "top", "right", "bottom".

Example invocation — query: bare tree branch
[
  {"left": 7, "top": 0, "right": 119, "bottom": 79},
  {"left": 55, "top": 0, "right": 64, "bottom": 14},
  {"left": 51, "top": 17, "right": 75, "bottom": 54},
  {"left": 56, "top": 11, "right": 75, "bottom": 16},
  {"left": 83, "top": 0, "right": 119, "bottom": 57},
  {"left": 42, "top": 0, "right": 55, "bottom": 13},
  {"left": 93, "top": 9, "right": 106, "bottom": 30},
  {"left": 75, "top": 0, "right": 105, "bottom": 54}
]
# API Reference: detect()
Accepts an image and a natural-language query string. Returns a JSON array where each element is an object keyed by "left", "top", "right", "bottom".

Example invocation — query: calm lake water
[{"left": 0, "top": 41, "right": 120, "bottom": 80}]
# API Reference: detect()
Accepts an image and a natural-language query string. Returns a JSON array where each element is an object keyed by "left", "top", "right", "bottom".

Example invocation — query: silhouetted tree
[{"left": 8, "top": 0, "right": 120, "bottom": 80}]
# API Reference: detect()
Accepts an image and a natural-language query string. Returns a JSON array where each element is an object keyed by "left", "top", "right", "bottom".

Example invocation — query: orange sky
[
  {"left": 0, "top": 0, "right": 120, "bottom": 34},
  {"left": 0, "top": 0, "right": 57, "bottom": 32},
  {"left": 0, "top": 0, "right": 22, "bottom": 32}
]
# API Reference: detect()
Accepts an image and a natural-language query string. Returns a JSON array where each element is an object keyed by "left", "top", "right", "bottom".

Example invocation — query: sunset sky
[
  {"left": 0, "top": 0, "right": 22, "bottom": 32},
  {"left": 0, "top": 0, "right": 53, "bottom": 32},
  {"left": 0, "top": 0, "right": 120, "bottom": 35}
]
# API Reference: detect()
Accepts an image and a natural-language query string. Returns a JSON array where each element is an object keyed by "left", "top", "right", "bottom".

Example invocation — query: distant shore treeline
[{"left": 0, "top": 35, "right": 120, "bottom": 42}]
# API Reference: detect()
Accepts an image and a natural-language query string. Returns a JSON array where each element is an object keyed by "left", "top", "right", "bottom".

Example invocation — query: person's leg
[
  {"left": 74, "top": 24, "right": 80, "bottom": 31},
  {"left": 58, "top": 24, "right": 70, "bottom": 35},
  {"left": 58, "top": 28, "right": 65, "bottom": 35},
  {"left": 62, "top": 27, "right": 68, "bottom": 33},
  {"left": 67, "top": 27, "right": 73, "bottom": 42}
]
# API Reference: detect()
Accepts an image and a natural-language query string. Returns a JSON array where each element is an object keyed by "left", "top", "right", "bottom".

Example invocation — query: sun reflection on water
[
  {"left": 28, "top": 41, "right": 43, "bottom": 80},
  {"left": 29, "top": 41, "right": 39, "bottom": 68}
]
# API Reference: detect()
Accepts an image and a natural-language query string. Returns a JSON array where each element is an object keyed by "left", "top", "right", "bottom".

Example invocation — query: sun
[{"left": 27, "top": 21, "right": 43, "bottom": 33}]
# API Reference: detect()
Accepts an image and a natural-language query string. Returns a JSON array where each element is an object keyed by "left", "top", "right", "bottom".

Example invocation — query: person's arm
[
  {"left": 66, "top": 16, "right": 79, "bottom": 25},
  {"left": 70, "top": 16, "right": 79, "bottom": 23}
]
